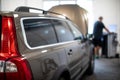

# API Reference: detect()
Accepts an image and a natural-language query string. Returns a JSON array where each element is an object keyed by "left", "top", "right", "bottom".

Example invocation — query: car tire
[
  {"left": 58, "top": 72, "right": 70, "bottom": 80},
  {"left": 59, "top": 77, "right": 66, "bottom": 80},
  {"left": 86, "top": 53, "right": 95, "bottom": 75}
]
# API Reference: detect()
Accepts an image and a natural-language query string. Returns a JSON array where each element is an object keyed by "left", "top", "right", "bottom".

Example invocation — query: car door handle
[{"left": 68, "top": 49, "right": 73, "bottom": 55}]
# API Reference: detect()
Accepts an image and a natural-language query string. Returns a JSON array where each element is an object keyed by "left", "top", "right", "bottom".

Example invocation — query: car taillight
[
  {"left": 0, "top": 60, "right": 17, "bottom": 73},
  {"left": 1, "top": 16, "right": 19, "bottom": 58},
  {"left": 0, "top": 57, "right": 32, "bottom": 80},
  {"left": 0, "top": 16, "right": 32, "bottom": 80}
]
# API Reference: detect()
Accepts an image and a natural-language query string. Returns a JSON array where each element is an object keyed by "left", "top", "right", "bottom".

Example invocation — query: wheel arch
[{"left": 51, "top": 65, "right": 71, "bottom": 80}]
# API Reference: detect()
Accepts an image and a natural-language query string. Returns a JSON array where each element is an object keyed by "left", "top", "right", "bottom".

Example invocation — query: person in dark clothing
[{"left": 93, "top": 16, "right": 110, "bottom": 58}]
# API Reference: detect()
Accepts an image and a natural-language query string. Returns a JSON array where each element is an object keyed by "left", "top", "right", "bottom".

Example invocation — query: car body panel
[{"left": 0, "top": 10, "right": 94, "bottom": 80}]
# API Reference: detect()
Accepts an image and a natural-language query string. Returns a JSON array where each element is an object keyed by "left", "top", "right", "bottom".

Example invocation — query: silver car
[{"left": 0, "top": 6, "right": 94, "bottom": 80}]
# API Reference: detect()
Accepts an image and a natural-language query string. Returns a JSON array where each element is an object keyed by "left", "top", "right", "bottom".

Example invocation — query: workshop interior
[{"left": 0, "top": 0, "right": 120, "bottom": 80}]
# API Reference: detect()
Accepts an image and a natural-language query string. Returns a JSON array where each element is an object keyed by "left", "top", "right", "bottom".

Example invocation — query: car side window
[
  {"left": 68, "top": 22, "right": 83, "bottom": 40},
  {"left": 23, "top": 19, "right": 57, "bottom": 47},
  {"left": 52, "top": 20, "right": 74, "bottom": 42}
]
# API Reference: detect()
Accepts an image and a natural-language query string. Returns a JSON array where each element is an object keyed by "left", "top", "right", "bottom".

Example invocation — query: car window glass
[
  {"left": 23, "top": 19, "right": 57, "bottom": 47},
  {"left": 52, "top": 20, "right": 74, "bottom": 42},
  {"left": 68, "top": 22, "right": 83, "bottom": 40}
]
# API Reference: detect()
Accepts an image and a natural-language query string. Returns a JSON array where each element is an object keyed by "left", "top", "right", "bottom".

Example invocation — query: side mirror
[{"left": 74, "top": 35, "right": 84, "bottom": 40}]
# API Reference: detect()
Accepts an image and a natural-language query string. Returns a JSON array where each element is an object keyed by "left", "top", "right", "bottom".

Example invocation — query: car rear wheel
[
  {"left": 59, "top": 77, "right": 66, "bottom": 80},
  {"left": 58, "top": 71, "right": 70, "bottom": 80}
]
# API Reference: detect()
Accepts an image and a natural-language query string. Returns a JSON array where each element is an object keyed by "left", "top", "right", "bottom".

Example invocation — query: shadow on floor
[{"left": 82, "top": 58, "right": 120, "bottom": 80}]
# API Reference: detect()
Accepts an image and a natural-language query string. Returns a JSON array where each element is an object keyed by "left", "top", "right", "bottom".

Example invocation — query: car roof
[{"left": 0, "top": 11, "right": 70, "bottom": 24}]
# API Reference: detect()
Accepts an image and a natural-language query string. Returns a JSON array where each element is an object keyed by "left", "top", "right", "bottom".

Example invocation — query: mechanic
[{"left": 93, "top": 16, "right": 110, "bottom": 58}]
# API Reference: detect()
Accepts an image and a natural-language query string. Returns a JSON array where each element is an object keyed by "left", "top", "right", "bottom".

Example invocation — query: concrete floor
[{"left": 82, "top": 58, "right": 120, "bottom": 80}]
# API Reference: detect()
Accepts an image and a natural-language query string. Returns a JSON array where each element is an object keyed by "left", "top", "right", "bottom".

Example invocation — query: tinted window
[
  {"left": 68, "top": 22, "right": 83, "bottom": 40},
  {"left": 52, "top": 20, "right": 74, "bottom": 42},
  {"left": 23, "top": 19, "right": 57, "bottom": 47}
]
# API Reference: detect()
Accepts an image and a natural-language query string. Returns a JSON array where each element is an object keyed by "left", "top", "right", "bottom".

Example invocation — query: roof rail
[
  {"left": 15, "top": 6, "right": 69, "bottom": 19},
  {"left": 15, "top": 6, "right": 46, "bottom": 13}
]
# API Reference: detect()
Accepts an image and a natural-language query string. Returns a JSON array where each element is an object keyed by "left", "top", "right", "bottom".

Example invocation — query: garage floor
[{"left": 82, "top": 58, "right": 120, "bottom": 80}]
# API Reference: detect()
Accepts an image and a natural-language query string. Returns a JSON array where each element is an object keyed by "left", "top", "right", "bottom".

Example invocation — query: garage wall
[
  {"left": 0, "top": 0, "right": 1, "bottom": 10},
  {"left": 93, "top": 0, "right": 120, "bottom": 53},
  {"left": 0, "top": 0, "right": 43, "bottom": 11}
]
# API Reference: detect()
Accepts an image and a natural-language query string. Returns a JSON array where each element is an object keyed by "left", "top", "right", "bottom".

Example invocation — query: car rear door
[{"left": 52, "top": 19, "right": 83, "bottom": 78}]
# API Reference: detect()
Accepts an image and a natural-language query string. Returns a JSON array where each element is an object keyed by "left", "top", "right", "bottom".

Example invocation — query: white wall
[
  {"left": 0, "top": 0, "right": 1, "bottom": 10},
  {"left": 0, "top": 0, "right": 43, "bottom": 11},
  {"left": 93, "top": 0, "right": 120, "bottom": 53},
  {"left": 26, "top": 0, "right": 43, "bottom": 9},
  {"left": 77, "top": 0, "right": 94, "bottom": 34}
]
